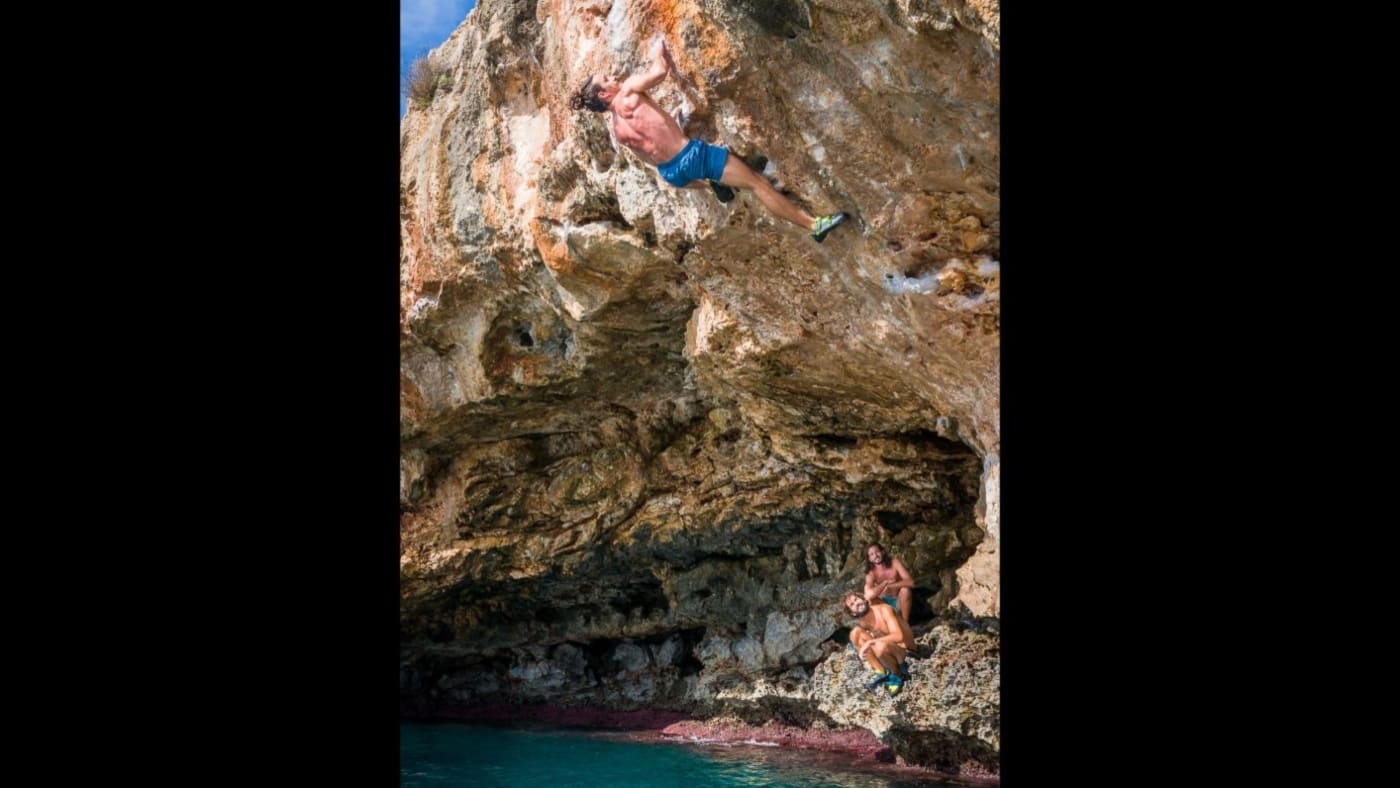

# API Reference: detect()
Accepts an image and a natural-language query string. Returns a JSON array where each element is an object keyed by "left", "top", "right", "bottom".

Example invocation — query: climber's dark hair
[{"left": 568, "top": 75, "right": 609, "bottom": 112}]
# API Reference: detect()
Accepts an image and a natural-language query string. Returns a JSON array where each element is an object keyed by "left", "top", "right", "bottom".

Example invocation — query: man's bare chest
[
  {"left": 870, "top": 565, "right": 898, "bottom": 583},
  {"left": 860, "top": 617, "right": 889, "bottom": 637}
]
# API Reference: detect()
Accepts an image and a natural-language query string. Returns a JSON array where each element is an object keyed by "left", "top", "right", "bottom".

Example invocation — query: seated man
[
  {"left": 862, "top": 543, "right": 915, "bottom": 622},
  {"left": 568, "top": 36, "right": 849, "bottom": 243},
  {"left": 843, "top": 590, "right": 915, "bottom": 695}
]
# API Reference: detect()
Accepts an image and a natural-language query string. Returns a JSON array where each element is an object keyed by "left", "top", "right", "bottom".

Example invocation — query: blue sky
[{"left": 402, "top": 1, "right": 478, "bottom": 116}]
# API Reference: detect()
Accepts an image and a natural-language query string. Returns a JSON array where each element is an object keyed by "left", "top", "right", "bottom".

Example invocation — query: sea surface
[{"left": 401, "top": 721, "right": 957, "bottom": 786}]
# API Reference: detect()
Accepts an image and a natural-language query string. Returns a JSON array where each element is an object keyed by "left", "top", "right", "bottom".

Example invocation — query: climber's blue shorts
[{"left": 657, "top": 138, "right": 730, "bottom": 187}]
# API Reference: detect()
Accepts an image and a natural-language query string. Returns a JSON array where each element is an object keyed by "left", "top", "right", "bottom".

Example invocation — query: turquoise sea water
[{"left": 401, "top": 722, "right": 953, "bottom": 787}]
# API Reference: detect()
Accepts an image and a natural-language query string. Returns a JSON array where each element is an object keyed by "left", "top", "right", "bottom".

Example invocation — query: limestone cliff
[{"left": 400, "top": 0, "right": 999, "bottom": 774}]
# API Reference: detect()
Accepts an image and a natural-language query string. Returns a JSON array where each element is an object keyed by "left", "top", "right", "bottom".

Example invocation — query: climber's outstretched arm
[{"left": 620, "top": 37, "right": 673, "bottom": 96}]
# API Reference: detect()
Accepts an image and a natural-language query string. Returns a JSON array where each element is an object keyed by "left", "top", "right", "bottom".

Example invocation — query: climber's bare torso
[{"left": 607, "top": 86, "right": 687, "bottom": 166}]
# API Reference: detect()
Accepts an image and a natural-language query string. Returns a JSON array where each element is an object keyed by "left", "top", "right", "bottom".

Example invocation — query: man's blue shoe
[{"left": 885, "top": 672, "right": 905, "bottom": 696}]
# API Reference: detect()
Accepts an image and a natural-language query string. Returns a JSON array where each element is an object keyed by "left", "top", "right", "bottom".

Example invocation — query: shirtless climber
[
  {"left": 844, "top": 590, "right": 916, "bottom": 695},
  {"left": 568, "top": 36, "right": 849, "bottom": 243},
  {"left": 862, "top": 542, "right": 915, "bottom": 623}
]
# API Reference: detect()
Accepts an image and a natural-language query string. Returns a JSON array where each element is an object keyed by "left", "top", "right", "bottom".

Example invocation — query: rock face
[
  {"left": 400, "top": 0, "right": 999, "bottom": 773},
  {"left": 813, "top": 623, "right": 1000, "bottom": 774}
]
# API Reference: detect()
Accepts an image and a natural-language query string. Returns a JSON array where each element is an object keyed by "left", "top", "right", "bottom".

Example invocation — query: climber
[
  {"left": 568, "top": 36, "right": 849, "bottom": 243},
  {"left": 844, "top": 591, "right": 915, "bottom": 696},
  {"left": 862, "top": 543, "right": 915, "bottom": 623}
]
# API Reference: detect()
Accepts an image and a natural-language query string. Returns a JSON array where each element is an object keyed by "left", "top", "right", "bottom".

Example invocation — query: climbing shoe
[
  {"left": 709, "top": 180, "right": 735, "bottom": 203},
  {"left": 811, "top": 212, "right": 848, "bottom": 243},
  {"left": 896, "top": 661, "right": 911, "bottom": 681},
  {"left": 866, "top": 670, "right": 890, "bottom": 692},
  {"left": 885, "top": 672, "right": 906, "bottom": 696},
  {"left": 742, "top": 153, "right": 769, "bottom": 173}
]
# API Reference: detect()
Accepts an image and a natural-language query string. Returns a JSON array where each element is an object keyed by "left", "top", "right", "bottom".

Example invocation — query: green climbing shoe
[{"left": 811, "top": 212, "right": 848, "bottom": 243}]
